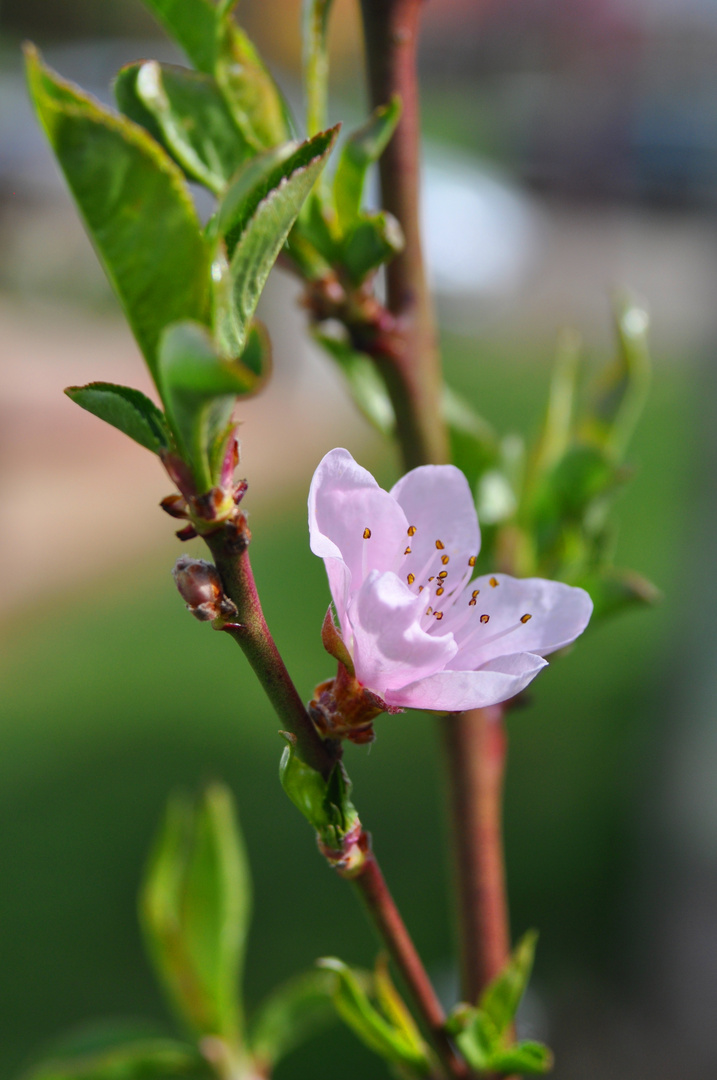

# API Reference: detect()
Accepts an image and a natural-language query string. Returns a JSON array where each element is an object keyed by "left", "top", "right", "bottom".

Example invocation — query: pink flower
[{"left": 309, "top": 448, "right": 593, "bottom": 713}]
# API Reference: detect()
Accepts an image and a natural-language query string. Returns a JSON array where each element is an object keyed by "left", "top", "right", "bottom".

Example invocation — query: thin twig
[
  {"left": 204, "top": 522, "right": 338, "bottom": 779},
  {"left": 347, "top": 840, "right": 470, "bottom": 1079}
]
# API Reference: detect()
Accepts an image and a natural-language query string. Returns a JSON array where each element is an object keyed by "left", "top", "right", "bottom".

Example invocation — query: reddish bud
[{"left": 172, "top": 556, "right": 237, "bottom": 622}]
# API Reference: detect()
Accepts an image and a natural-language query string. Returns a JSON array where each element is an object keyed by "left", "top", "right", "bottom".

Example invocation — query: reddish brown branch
[{"left": 440, "top": 705, "right": 511, "bottom": 1002}]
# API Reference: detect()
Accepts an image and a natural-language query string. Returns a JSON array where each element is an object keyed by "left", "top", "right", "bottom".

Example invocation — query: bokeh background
[{"left": 2, "top": 1, "right": 717, "bottom": 1077}]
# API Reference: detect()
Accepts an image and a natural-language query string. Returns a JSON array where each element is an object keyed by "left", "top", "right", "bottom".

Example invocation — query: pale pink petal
[
  {"left": 383, "top": 652, "right": 547, "bottom": 712},
  {"left": 349, "top": 570, "right": 458, "bottom": 697},
  {"left": 390, "top": 465, "right": 480, "bottom": 601},
  {"left": 309, "top": 450, "right": 408, "bottom": 612},
  {"left": 449, "top": 575, "right": 593, "bottom": 669}
]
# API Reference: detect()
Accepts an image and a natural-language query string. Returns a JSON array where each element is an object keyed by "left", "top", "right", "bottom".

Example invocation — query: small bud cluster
[{"left": 172, "top": 556, "right": 238, "bottom": 623}]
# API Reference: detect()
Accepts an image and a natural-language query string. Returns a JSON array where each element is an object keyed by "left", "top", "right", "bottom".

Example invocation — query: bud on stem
[{"left": 172, "top": 556, "right": 238, "bottom": 623}]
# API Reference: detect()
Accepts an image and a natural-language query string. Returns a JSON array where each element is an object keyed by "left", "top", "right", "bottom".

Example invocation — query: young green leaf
[
  {"left": 340, "top": 211, "right": 404, "bottom": 284},
  {"left": 26, "top": 46, "right": 211, "bottom": 382},
  {"left": 65, "top": 382, "right": 170, "bottom": 454},
  {"left": 22, "top": 1039, "right": 211, "bottom": 1080},
  {"left": 279, "top": 734, "right": 358, "bottom": 850},
  {"left": 139, "top": 0, "right": 219, "bottom": 74},
  {"left": 215, "top": 11, "right": 292, "bottom": 150},
  {"left": 248, "top": 969, "right": 337, "bottom": 1070},
  {"left": 139, "top": 784, "right": 251, "bottom": 1044},
  {"left": 489, "top": 1040, "right": 553, "bottom": 1075},
  {"left": 115, "top": 61, "right": 251, "bottom": 194},
  {"left": 317, "top": 958, "right": 429, "bottom": 1071},
  {"left": 333, "top": 97, "right": 401, "bottom": 229},
  {"left": 214, "top": 128, "right": 338, "bottom": 356},
  {"left": 303, "top": 0, "right": 336, "bottom": 137},
  {"left": 316, "top": 333, "right": 395, "bottom": 435},
  {"left": 158, "top": 320, "right": 269, "bottom": 491},
  {"left": 479, "top": 930, "right": 538, "bottom": 1036}
]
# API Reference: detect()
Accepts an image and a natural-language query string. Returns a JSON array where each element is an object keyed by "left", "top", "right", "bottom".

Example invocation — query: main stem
[
  {"left": 441, "top": 704, "right": 511, "bottom": 1001},
  {"left": 205, "top": 526, "right": 337, "bottom": 779},
  {"left": 359, "top": 0, "right": 449, "bottom": 470},
  {"left": 361, "top": 0, "right": 513, "bottom": 1008},
  {"left": 349, "top": 843, "right": 469, "bottom": 1079}
]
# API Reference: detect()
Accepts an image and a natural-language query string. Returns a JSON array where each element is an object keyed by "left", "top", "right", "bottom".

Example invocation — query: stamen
[
  {"left": 404, "top": 546, "right": 412, "bottom": 555},
  {"left": 441, "top": 555, "right": 450, "bottom": 565},
  {"left": 472, "top": 590, "right": 480, "bottom": 598},
  {"left": 425, "top": 606, "right": 433, "bottom": 616},
  {"left": 468, "top": 556, "right": 476, "bottom": 567},
  {"left": 407, "top": 573, "right": 415, "bottom": 585},
  {"left": 428, "top": 576, "right": 435, "bottom": 582},
  {"left": 407, "top": 525, "right": 416, "bottom": 536},
  {"left": 436, "top": 587, "right": 445, "bottom": 596},
  {"left": 438, "top": 570, "right": 448, "bottom": 579},
  {"left": 363, "top": 527, "right": 371, "bottom": 539},
  {"left": 435, "top": 539, "right": 445, "bottom": 550},
  {"left": 480, "top": 613, "right": 490, "bottom": 624},
  {"left": 418, "top": 585, "right": 424, "bottom": 593},
  {"left": 489, "top": 577, "right": 499, "bottom": 587},
  {"left": 435, "top": 611, "right": 444, "bottom": 620},
  {"left": 469, "top": 598, "right": 477, "bottom": 607},
  {"left": 520, "top": 613, "right": 532, "bottom": 623}
]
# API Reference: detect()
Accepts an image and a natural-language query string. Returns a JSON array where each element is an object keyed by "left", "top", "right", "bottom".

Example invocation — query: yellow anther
[
  {"left": 407, "top": 525, "right": 417, "bottom": 536},
  {"left": 520, "top": 613, "right": 532, "bottom": 623},
  {"left": 489, "top": 577, "right": 499, "bottom": 587},
  {"left": 407, "top": 573, "right": 415, "bottom": 585},
  {"left": 436, "top": 587, "right": 445, "bottom": 596},
  {"left": 404, "top": 546, "right": 412, "bottom": 555},
  {"left": 438, "top": 570, "right": 448, "bottom": 579},
  {"left": 469, "top": 598, "right": 477, "bottom": 607},
  {"left": 418, "top": 585, "right": 424, "bottom": 593},
  {"left": 480, "top": 613, "right": 490, "bottom": 624},
  {"left": 468, "top": 555, "right": 476, "bottom": 567},
  {"left": 435, "top": 539, "right": 445, "bottom": 550},
  {"left": 425, "top": 606, "right": 433, "bottom": 616},
  {"left": 472, "top": 589, "right": 480, "bottom": 598},
  {"left": 428, "top": 576, "right": 435, "bottom": 582},
  {"left": 441, "top": 555, "right": 450, "bottom": 565},
  {"left": 435, "top": 611, "right": 444, "bottom": 620},
  {"left": 363, "top": 527, "right": 371, "bottom": 539}
]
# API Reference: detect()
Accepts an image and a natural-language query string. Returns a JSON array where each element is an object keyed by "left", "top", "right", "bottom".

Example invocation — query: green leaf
[
  {"left": 316, "top": 333, "right": 395, "bottom": 435},
  {"left": 158, "top": 320, "right": 268, "bottom": 491},
  {"left": 489, "top": 1040, "right": 553, "bottom": 1075},
  {"left": 115, "top": 62, "right": 250, "bottom": 194},
  {"left": 583, "top": 298, "right": 651, "bottom": 461},
  {"left": 26, "top": 46, "right": 211, "bottom": 382},
  {"left": 333, "top": 97, "right": 401, "bottom": 229},
  {"left": 22, "top": 1038, "right": 210, "bottom": 1080},
  {"left": 139, "top": 0, "right": 219, "bottom": 73},
  {"left": 279, "top": 734, "right": 358, "bottom": 850},
  {"left": 530, "top": 328, "right": 581, "bottom": 485},
  {"left": 453, "top": 1011, "right": 495, "bottom": 1072},
  {"left": 215, "top": 10, "right": 292, "bottom": 150},
  {"left": 139, "top": 783, "right": 251, "bottom": 1044},
  {"left": 65, "top": 383, "right": 170, "bottom": 454},
  {"left": 317, "top": 958, "right": 429, "bottom": 1071},
  {"left": 214, "top": 128, "right": 338, "bottom": 356},
  {"left": 248, "top": 969, "right": 337, "bottom": 1070},
  {"left": 340, "top": 211, "right": 404, "bottom": 284},
  {"left": 303, "top": 0, "right": 336, "bottom": 137},
  {"left": 479, "top": 930, "right": 538, "bottom": 1036}
]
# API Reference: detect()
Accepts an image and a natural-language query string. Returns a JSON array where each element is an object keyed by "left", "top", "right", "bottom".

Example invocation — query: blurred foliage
[{"left": 0, "top": 342, "right": 696, "bottom": 1078}]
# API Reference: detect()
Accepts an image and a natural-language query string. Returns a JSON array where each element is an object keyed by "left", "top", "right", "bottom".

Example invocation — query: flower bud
[{"left": 172, "top": 556, "right": 237, "bottom": 622}]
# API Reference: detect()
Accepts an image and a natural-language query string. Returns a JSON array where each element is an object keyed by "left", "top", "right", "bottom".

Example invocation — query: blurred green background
[{"left": 2, "top": 1, "right": 717, "bottom": 1079}]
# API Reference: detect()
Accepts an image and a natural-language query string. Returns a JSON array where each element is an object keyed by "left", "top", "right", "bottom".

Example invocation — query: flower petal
[
  {"left": 449, "top": 575, "right": 593, "bottom": 669},
  {"left": 349, "top": 570, "right": 458, "bottom": 697},
  {"left": 383, "top": 652, "right": 547, "bottom": 712},
  {"left": 390, "top": 464, "right": 480, "bottom": 598},
  {"left": 309, "top": 449, "right": 408, "bottom": 619}
]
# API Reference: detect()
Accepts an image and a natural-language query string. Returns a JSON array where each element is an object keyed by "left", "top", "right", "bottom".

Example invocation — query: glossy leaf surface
[
  {"left": 333, "top": 97, "right": 401, "bottom": 229},
  {"left": 26, "top": 47, "right": 211, "bottom": 381},
  {"left": 65, "top": 383, "right": 170, "bottom": 454}
]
